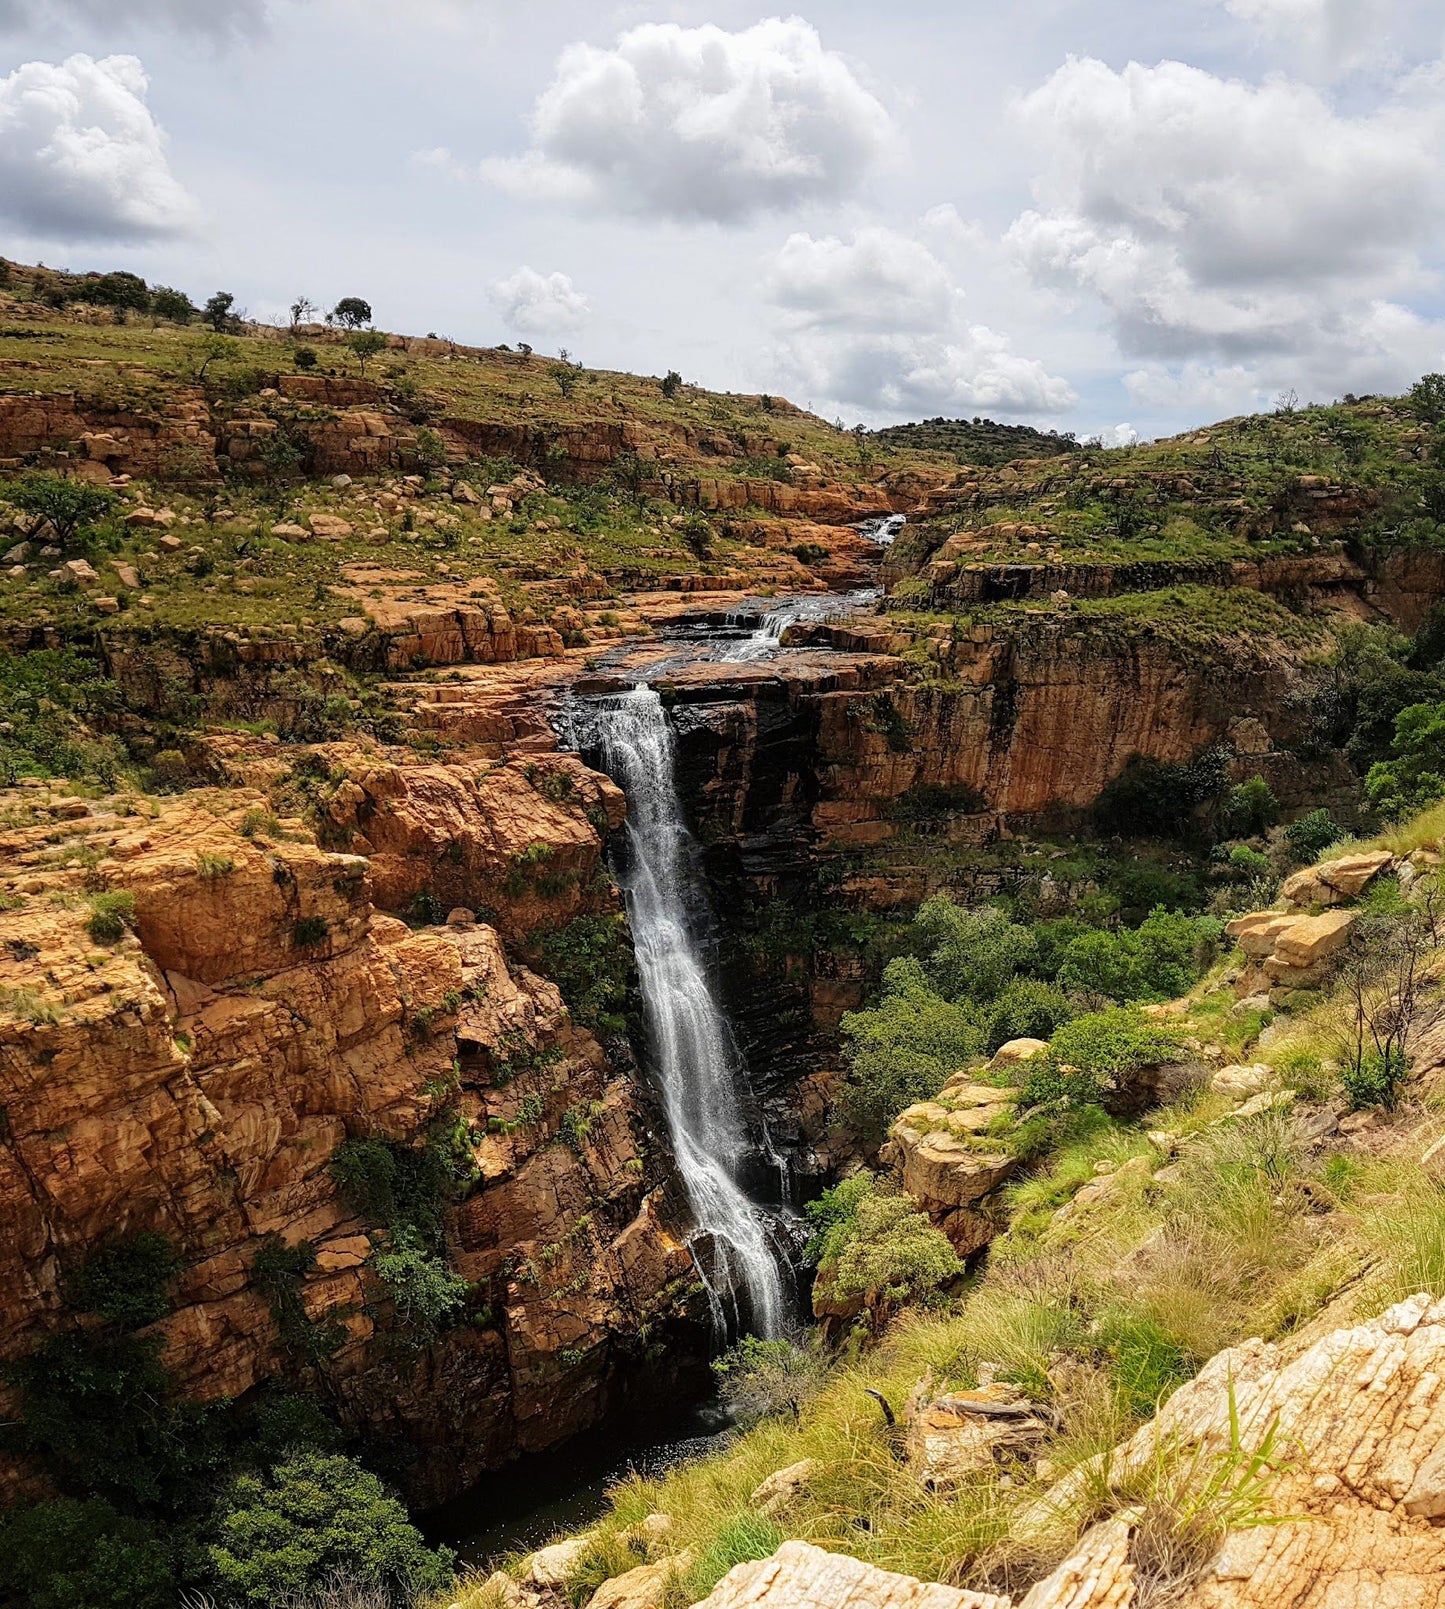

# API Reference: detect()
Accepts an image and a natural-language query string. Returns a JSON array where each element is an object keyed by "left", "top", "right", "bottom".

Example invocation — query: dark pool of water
[{"left": 424, "top": 1398, "right": 736, "bottom": 1569}]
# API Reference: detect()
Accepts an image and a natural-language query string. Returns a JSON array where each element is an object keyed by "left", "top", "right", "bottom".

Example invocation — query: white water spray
[
  {"left": 721, "top": 589, "right": 879, "bottom": 662},
  {"left": 584, "top": 686, "right": 788, "bottom": 1339}
]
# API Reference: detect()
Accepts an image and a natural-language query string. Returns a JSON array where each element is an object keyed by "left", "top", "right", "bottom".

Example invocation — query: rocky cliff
[{"left": 0, "top": 764, "right": 701, "bottom": 1506}]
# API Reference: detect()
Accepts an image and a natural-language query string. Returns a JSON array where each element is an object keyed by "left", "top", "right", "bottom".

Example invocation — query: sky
[{"left": 2, "top": 1, "right": 1445, "bottom": 442}]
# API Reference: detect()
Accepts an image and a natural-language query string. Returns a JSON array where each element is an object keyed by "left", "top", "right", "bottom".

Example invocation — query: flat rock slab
[{"left": 699, "top": 1541, "right": 1008, "bottom": 1609}]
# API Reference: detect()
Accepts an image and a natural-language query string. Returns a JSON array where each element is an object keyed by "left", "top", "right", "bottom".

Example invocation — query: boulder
[
  {"left": 271, "top": 522, "right": 310, "bottom": 542},
  {"left": 750, "top": 1460, "right": 818, "bottom": 1517},
  {"left": 985, "top": 1038, "right": 1049, "bottom": 1075},
  {"left": 62, "top": 558, "right": 98, "bottom": 585},
  {"left": 306, "top": 512, "right": 354, "bottom": 541},
  {"left": 525, "top": 1536, "right": 597, "bottom": 1588},
  {"left": 1317, "top": 849, "right": 1394, "bottom": 898},
  {"left": 697, "top": 1541, "right": 1008, "bottom": 1609},
  {"left": 1210, "top": 1064, "right": 1271, "bottom": 1098},
  {"left": 587, "top": 1554, "right": 694, "bottom": 1609}
]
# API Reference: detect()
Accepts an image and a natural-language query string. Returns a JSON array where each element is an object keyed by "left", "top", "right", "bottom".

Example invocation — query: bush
[
  {"left": 0, "top": 1498, "right": 173, "bottom": 1609},
  {"left": 827, "top": 1190, "right": 961, "bottom": 1311},
  {"left": 0, "top": 646, "right": 125, "bottom": 785},
  {"left": 983, "top": 977, "right": 1076, "bottom": 1052},
  {"left": 1284, "top": 809, "right": 1344, "bottom": 863},
  {"left": 804, "top": 1173, "right": 876, "bottom": 1265},
  {"left": 69, "top": 1231, "right": 180, "bottom": 1328},
  {"left": 330, "top": 297, "right": 373, "bottom": 329},
  {"left": 294, "top": 915, "right": 329, "bottom": 947},
  {"left": 149, "top": 286, "right": 193, "bottom": 324},
  {"left": 1226, "top": 775, "right": 1279, "bottom": 837},
  {"left": 1408, "top": 373, "right": 1445, "bottom": 424},
  {"left": 251, "top": 1235, "right": 344, "bottom": 1361},
  {"left": 368, "top": 1228, "right": 470, "bottom": 1337},
  {"left": 1057, "top": 910, "right": 1221, "bottom": 1005},
  {"left": 1094, "top": 750, "right": 1228, "bottom": 839},
  {"left": 1340, "top": 1047, "right": 1408, "bottom": 1111},
  {"left": 661, "top": 369, "right": 682, "bottom": 398},
  {"left": 711, "top": 1337, "right": 822, "bottom": 1424},
  {"left": 4, "top": 472, "right": 117, "bottom": 548},
  {"left": 536, "top": 914, "right": 634, "bottom": 1032},
  {"left": 294, "top": 345, "right": 318, "bottom": 370},
  {"left": 5, "top": 1331, "right": 218, "bottom": 1509},
  {"left": 85, "top": 889, "right": 136, "bottom": 944},
  {"left": 1366, "top": 700, "right": 1445, "bottom": 819},
  {"left": 202, "top": 290, "right": 237, "bottom": 331},
  {"left": 1021, "top": 1007, "right": 1185, "bottom": 1114},
  {"left": 207, "top": 1450, "right": 454, "bottom": 1606},
  {"left": 913, "top": 897, "right": 1038, "bottom": 1005},
  {"left": 838, "top": 960, "right": 983, "bottom": 1144}
]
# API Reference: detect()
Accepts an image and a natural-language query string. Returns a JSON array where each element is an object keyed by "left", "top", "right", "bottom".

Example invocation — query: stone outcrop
[
  {"left": 1226, "top": 907, "right": 1357, "bottom": 1001},
  {"left": 884, "top": 1079, "right": 1017, "bottom": 1253},
  {"left": 0, "top": 781, "right": 697, "bottom": 1506},
  {"left": 692, "top": 1299, "right": 1445, "bottom": 1609},
  {"left": 1279, "top": 848, "right": 1393, "bottom": 909},
  {"left": 699, "top": 1542, "right": 1008, "bottom": 1609}
]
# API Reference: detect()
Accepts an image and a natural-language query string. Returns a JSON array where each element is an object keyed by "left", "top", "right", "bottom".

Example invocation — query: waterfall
[
  {"left": 721, "top": 589, "right": 881, "bottom": 662},
  {"left": 579, "top": 686, "right": 788, "bottom": 1340},
  {"left": 857, "top": 512, "right": 906, "bottom": 547}
]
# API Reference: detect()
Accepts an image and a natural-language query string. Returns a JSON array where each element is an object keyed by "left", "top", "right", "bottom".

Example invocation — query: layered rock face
[{"left": 0, "top": 772, "right": 697, "bottom": 1505}]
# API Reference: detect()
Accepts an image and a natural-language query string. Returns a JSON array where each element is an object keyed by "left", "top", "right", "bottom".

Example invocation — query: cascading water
[
  {"left": 721, "top": 588, "right": 880, "bottom": 662},
  {"left": 579, "top": 685, "right": 789, "bottom": 1340}
]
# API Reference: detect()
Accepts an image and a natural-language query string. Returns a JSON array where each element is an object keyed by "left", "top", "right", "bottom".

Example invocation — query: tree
[
  {"left": 1335, "top": 878, "right": 1443, "bottom": 1109},
  {"left": 293, "top": 346, "right": 318, "bottom": 371},
  {"left": 826, "top": 1190, "right": 961, "bottom": 1332},
  {"left": 202, "top": 291, "right": 238, "bottom": 331},
  {"left": 289, "top": 294, "right": 317, "bottom": 328},
  {"left": 712, "top": 1337, "right": 823, "bottom": 1424},
  {"left": 1408, "top": 373, "right": 1445, "bottom": 425},
  {"left": 1226, "top": 775, "right": 1279, "bottom": 836},
  {"left": 516, "top": 341, "right": 533, "bottom": 361},
  {"left": 553, "top": 364, "right": 577, "bottom": 397},
  {"left": 207, "top": 1451, "right": 455, "bottom": 1606},
  {"left": 330, "top": 296, "right": 373, "bottom": 330},
  {"left": 4, "top": 472, "right": 117, "bottom": 548},
  {"left": 148, "top": 285, "right": 193, "bottom": 324},
  {"left": 0, "top": 1498, "right": 173, "bottom": 1609},
  {"left": 347, "top": 328, "right": 387, "bottom": 376},
  {"left": 661, "top": 369, "right": 683, "bottom": 398},
  {"left": 195, "top": 332, "right": 241, "bottom": 380},
  {"left": 1366, "top": 701, "right": 1445, "bottom": 820}
]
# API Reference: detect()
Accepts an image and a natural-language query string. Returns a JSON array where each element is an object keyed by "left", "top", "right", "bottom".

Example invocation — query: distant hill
[{"left": 867, "top": 416, "right": 1082, "bottom": 466}]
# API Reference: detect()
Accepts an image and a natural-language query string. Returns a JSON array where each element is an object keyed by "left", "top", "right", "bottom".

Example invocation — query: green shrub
[
  {"left": 913, "top": 897, "right": 1038, "bottom": 1004},
  {"left": 0, "top": 647, "right": 125, "bottom": 786},
  {"left": 207, "top": 1450, "right": 455, "bottom": 1606},
  {"left": 1341, "top": 1047, "right": 1408, "bottom": 1111},
  {"left": 983, "top": 977, "right": 1076, "bottom": 1052},
  {"left": 0, "top": 1498, "right": 173, "bottom": 1609},
  {"left": 293, "top": 915, "right": 328, "bottom": 947},
  {"left": 1093, "top": 749, "right": 1228, "bottom": 839},
  {"left": 368, "top": 1227, "right": 470, "bottom": 1337},
  {"left": 250, "top": 1235, "right": 344, "bottom": 1361},
  {"left": 195, "top": 851, "right": 235, "bottom": 879},
  {"left": 1021, "top": 1007, "right": 1185, "bottom": 1115},
  {"left": 1366, "top": 700, "right": 1445, "bottom": 819},
  {"left": 5, "top": 1331, "right": 218, "bottom": 1509},
  {"left": 711, "top": 1336, "right": 822, "bottom": 1424},
  {"left": 536, "top": 914, "right": 634, "bottom": 1032},
  {"left": 827, "top": 1191, "right": 961, "bottom": 1310},
  {"left": 85, "top": 889, "right": 136, "bottom": 944},
  {"left": 804, "top": 1172, "right": 877, "bottom": 1265},
  {"left": 69, "top": 1231, "right": 180, "bottom": 1328},
  {"left": 1057, "top": 910, "right": 1221, "bottom": 1005},
  {"left": 3, "top": 472, "right": 117, "bottom": 548},
  {"left": 838, "top": 960, "right": 982, "bottom": 1144},
  {"left": 1226, "top": 775, "right": 1279, "bottom": 836},
  {"left": 1284, "top": 809, "right": 1343, "bottom": 862}
]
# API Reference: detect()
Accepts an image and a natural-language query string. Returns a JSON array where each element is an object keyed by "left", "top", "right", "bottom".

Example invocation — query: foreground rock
[
  {"left": 699, "top": 1298, "right": 1445, "bottom": 1609},
  {"left": 700, "top": 1541, "right": 1008, "bottom": 1609},
  {"left": 1226, "top": 906, "right": 1356, "bottom": 1002}
]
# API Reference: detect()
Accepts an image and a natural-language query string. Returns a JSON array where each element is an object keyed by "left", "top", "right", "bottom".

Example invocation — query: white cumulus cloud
[
  {"left": 488, "top": 265, "right": 592, "bottom": 336},
  {"left": 482, "top": 16, "right": 896, "bottom": 223},
  {"left": 767, "top": 224, "right": 1075, "bottom": 419},
  {"left": 0, "top": 53, "right": 200, "bottom": 242},
  {"left": 1006, "top": 55, "right": 1445, "bottom": 398}
]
